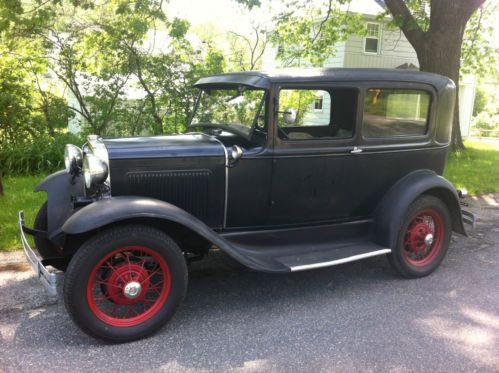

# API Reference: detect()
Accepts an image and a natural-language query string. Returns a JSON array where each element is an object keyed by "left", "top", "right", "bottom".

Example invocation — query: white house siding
[
  {"left": 305, "top": 93, "right": 332, "bottom": 126},
  {"left": 343, "top": 25, "right": 419, "bottom": 68},
  {"left": 459, "top": 75, "right": 477, "bottom": 138}
]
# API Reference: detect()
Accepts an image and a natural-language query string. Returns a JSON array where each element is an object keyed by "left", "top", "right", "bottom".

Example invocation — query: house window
[
  {"left": 314, "top": 94, "right": 324, "bottom": 111},
  {"left": 364, "top": 23, "right": 380, "bottom": 54}
]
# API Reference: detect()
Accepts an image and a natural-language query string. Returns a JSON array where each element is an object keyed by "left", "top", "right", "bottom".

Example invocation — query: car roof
[{"left": 193, "top": 68, "right": 454, "bottom": 91}]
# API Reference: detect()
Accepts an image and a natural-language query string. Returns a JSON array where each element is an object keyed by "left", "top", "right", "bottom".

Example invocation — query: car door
[{"left": 269, "top": 84, "right": 362, "bottom": 226}]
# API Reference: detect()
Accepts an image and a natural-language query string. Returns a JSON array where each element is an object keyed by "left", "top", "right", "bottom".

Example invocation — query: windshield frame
[{"left": 188, "top": 85, "right": 268, "bottom": 140}]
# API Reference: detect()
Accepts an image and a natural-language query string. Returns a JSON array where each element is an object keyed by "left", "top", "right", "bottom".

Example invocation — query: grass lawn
[
  {"left": 0, "top": 175, "right": 45, "bottom": 252},
  {"left": 0, "top": 139, "right": 498, "bottom": 252},
  {"left": 444, "top": 139, "right": 499, "bottom": 195}
]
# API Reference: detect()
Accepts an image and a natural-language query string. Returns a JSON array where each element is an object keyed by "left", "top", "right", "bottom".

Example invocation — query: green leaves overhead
[{"left": 271, "top": 0, "right": 364, "bottom": 67}]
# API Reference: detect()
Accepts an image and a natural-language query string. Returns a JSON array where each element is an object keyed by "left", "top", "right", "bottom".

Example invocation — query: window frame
[
  {"left": 360, "top": 84, "right": 436, "bottom": 146},
  {"left": 273, "top": 83, "right": 361, "bottom": 150},
  {"left": 363, "top": 22, "right": 381, "bottom": 55}
]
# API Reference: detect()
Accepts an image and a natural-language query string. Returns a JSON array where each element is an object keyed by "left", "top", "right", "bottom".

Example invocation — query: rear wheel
[
  {"left": 388, "top": 195, "right": 452, "bottom": 278},
  {"left": 63, "top": 224, "right": 187, "bottom": 342}
]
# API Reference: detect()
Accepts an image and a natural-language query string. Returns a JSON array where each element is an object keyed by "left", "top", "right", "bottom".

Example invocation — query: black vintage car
[{"left": 19, "top": 68, "right": 474, "bottom": 342}]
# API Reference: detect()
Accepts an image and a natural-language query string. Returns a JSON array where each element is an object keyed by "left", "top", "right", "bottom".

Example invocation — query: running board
[
  {"left": 273, "top": 242, "right": 391, "bottom": 272},
  {"left": 288, "top": 249, "right": 391, "bottom": 272},
  {"left": 221, "top": 220, "right": 391, "bottom": 273}
]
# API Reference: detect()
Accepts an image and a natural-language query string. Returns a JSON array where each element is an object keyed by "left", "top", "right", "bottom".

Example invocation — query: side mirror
[
  {"left": 282, "top": 108, "right": 297, "bottom": 125},
  {"left": 231, "top": 145, "right": 243, "bottom": 161}
]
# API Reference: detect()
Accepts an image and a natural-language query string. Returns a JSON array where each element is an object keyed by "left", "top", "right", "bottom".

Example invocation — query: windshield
[{"left": 190, "top": 87, "right": 266, "bottom": 137}]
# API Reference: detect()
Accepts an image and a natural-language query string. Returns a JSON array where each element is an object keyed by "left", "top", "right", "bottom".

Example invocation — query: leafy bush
[
  {"left": 471, "top": 112, "right": 499, "bottom": 138},
  {"left": 0, "top": 133, "right": 83, "bottom": 175},
  {"left": 472, "top": 87, "right": 487, "bottom": 116}
]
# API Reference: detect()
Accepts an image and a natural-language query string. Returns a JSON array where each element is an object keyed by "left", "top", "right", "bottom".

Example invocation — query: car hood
[{"left": 103, "top": 133, "right": 225, "bottom": 160}]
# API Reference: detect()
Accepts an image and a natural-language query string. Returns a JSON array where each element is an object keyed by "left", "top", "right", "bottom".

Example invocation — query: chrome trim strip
[
  {"left": 289, "top": 248, "right": 391, "bottom": 272},
  {"left": 206, "top": 136, "right": 229, "bottom": 229},
  {"left": 18, "top": 211, "right": 58, "bottom": 298}
]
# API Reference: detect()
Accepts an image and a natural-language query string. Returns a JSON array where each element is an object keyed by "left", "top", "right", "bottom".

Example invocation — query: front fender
[
  {"left": 61, "top": 196, "right": 282, "bottom": 272},
  {"left": 35, "top": 170, "right": 84, "bottom": 236},
  {"left": 373, "top": 169, "right": 466, "bottom": 249}
]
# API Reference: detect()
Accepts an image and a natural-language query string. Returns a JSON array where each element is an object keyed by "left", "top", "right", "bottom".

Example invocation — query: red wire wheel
[
  {"left": 86, "top": 246, "right": 171, "bottom": 327},
  {"left": 402, "top": 209, "right": 445, "bottom": 267}
]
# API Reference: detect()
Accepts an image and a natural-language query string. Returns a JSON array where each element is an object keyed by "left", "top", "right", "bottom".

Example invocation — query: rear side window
[{"left": 363, "top": 89, "right": 430, "bottom": 138}]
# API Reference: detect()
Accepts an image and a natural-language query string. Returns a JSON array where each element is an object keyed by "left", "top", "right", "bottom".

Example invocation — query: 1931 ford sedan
[{"left": 19, "top": 68, "right": 475, "bottom": 342}]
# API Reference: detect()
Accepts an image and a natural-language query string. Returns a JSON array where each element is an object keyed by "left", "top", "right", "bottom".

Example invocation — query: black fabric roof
[{"left": 194, "top": 68, "right": 453, "bottom": 90}]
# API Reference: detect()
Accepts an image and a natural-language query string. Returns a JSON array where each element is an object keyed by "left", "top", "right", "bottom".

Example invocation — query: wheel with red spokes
[
  {"left": 64, "top": 225, "right": 187, "bottom": 342},
  {"left": 388, "top": 195, "right": 451, "bottom": 278}
]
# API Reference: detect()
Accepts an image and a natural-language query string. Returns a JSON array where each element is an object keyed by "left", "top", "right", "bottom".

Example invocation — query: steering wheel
[{"left": 277, "top": 126, "right": 288, "bottom": 140}]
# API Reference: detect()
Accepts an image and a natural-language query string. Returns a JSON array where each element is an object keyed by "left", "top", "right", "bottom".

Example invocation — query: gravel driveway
[{"left": 1, "top": 194, "right": 498, "bottom": 373}]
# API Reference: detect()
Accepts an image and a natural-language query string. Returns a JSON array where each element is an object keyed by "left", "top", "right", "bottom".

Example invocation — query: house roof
[{"left": 193, "top": 68, "right": 454, "bottom": 90}]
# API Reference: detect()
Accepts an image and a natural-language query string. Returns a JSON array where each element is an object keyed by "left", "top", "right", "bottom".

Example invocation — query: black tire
[
  {"left": 63, "top": 224, "right": 187, "bottom": 342},
  {"left": 388, "top": 195, "right": 452, "bottom": 278},
  {"left": 34, "top": 202, "right": 67, "bottom": 270}
]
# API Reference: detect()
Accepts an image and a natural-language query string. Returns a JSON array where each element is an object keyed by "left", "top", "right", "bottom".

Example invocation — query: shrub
[
  {"left": 471, "top": 112, "right": 499, "bottom": 138},
  {"left": 0, "top": 133, "right": 83, "bottom": 175}
]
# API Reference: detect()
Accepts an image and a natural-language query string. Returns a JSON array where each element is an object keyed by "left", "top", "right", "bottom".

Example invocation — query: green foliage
[
  {"left": 473, "top": 87, "right": 487, "bottom": 116},
  {"left": 271, "top": 0, "right": 365, "bottom": 67},
  {"left": 461, "top": 3, "right": 499, "bottom": 78},
  {"left": 0, "top": 133, "right": 82, "bottom": 175},
  {"left": 277, "top": 89, "right": 316, "bottom": 125},
  {"left": 472, "top": 112, "right": 499, "bottom": 138}
]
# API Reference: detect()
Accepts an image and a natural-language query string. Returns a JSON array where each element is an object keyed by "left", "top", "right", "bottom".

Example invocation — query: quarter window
[
  {"left": 364, "top": 23, "right": 380, "bottom": 53},
  {"left": 363, "top": 89, "right": 430, "bottom": 138}
]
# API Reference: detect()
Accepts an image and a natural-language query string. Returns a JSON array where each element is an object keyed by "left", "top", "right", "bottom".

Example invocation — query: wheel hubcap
[
  {"left": 123, "top": 281, "right": 142, "bottom": 299},
  {"left": 424, "top": 233, "right": 434, "bottom": 247}
]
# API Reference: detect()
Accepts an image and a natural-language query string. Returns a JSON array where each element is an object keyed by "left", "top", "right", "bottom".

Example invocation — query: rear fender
[{"left": 373, "top": 170, "right": 466, "bottom": 249}]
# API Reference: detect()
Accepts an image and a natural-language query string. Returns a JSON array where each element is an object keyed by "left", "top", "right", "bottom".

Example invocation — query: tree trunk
[
  {"left": 416, "top": 32, "right": 465, "bottom": 150},
  {"left": 384, "top": 0, "right": 485, "bottom": 150}
]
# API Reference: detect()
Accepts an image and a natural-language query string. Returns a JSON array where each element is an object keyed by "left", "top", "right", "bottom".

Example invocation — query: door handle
[{"left": 350, "top": 147, "right": 363, "bottom": 154}]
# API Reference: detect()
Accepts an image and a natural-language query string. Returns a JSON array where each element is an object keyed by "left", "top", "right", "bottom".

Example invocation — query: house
[{"left": 261, "top": 0, "right": 476, "bottom": 136}]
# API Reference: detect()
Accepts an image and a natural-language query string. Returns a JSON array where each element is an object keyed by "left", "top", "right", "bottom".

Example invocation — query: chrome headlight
[
  {"left": 64, "top": 144, "right": 83, "bottom": 173},
  {"left": 83, "top": 153, "right": 109, "bottom": 189}
]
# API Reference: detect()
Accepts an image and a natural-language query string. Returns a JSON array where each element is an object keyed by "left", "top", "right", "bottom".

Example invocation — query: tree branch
[{"left": 384, "top": 0, "right": 425, "bottom": 49}]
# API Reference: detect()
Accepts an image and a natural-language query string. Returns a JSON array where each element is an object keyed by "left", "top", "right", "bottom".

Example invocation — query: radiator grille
[{"left": 126, "top": 170, "right": 211, "bottom": 219}]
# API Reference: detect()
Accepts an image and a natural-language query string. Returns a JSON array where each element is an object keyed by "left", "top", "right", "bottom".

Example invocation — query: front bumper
[{"left": 18, "top": 211, "right": 58, "bottom": 298}]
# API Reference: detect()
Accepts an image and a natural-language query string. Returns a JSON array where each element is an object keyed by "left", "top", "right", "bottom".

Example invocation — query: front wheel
[
  {"left": 388, "top": 195, "right": 452, "bottom": 278},
  {"left": 63, "top": 224, "right": 187, "bottom": 342}
]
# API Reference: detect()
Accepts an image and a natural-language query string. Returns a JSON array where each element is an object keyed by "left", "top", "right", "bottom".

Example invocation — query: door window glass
[{"left": 278, "top": 88, "right": 357, "bottom": 140}]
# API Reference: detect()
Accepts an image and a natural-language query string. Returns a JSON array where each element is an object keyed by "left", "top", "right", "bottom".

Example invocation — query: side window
[
  {"left": 363, "top": 89, "right": 430, "bottom": 138},
  {"left": 278, "top": 88, "right": 357, "bottom": 141}
]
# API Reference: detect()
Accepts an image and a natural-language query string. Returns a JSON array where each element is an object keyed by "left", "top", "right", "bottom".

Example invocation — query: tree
[
  {"left": 239, "top": 0, "right": 492, "bottom": 150},
  {"left": 228, "top": 24, "right": 268, "bottom": 71},
  {"left": 384, "top": 0, "right": 486, "bottom": 149}
]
